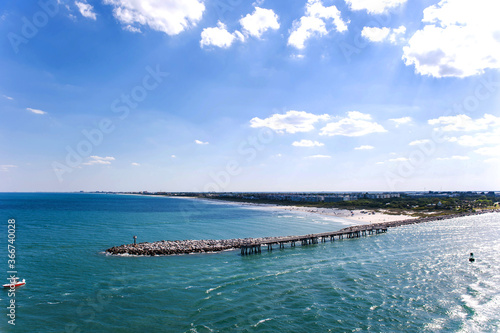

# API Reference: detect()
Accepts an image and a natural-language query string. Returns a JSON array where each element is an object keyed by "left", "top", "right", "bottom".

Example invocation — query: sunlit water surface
[{"left": 0, "top": 193, "right": 498, "bottom": 332}]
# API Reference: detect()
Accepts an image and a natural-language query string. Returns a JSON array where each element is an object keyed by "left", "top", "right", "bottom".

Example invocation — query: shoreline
[
  {"left": 106, "top": 210, "right": 499, "bottom": 256},
  {"left": 122, "top": 194, "right": 493, "bottom": 225},
  {"left": 140, "top": 194, "right": 423, "bottom": 225},
  {"left": 214, "top": 200, "right": 420, "bottom": 224}
]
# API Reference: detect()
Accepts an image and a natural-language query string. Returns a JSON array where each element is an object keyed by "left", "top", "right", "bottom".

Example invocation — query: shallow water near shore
[{"left": 1, "top": 193, "right": 499, "bottom": 332}]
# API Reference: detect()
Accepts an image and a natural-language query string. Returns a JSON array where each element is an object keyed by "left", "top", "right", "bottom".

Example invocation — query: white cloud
[
  {"left": 389, "top": 26, "right": 406, "bottom": 43},
  {"left": 403, "top": 0, "right": 500, "bottom": 78},
  {"left": 291, "top": 54, "right": 305, "bottom": 60},
  {"left": 288, "top": 0, "right": 348, "bottom": 50},
  {"left": 320, "top": 111, "right": 386, "bottom": 137},
  {"left": 388, "top": 157, "right": 409, "bottom": 162},
  {"left": 305, "top": 154, "right": 331, "bottom": 159},
  {"left": 200, "top": 6, "right": 278, "bottom": 48},
  {"left": 103, "top": 0, "right": 204, "bottom": 36},
  {"left": 389, "top": 116, "right": 412, "bottom": 127},
  {"left": 348, "top": 111, "right": 372, "bottom": 120},
  {"left": 0, "top": 165, "right": 17, "bottom": 172},
  {"left": 445, "top": 132, "right": 500, "bottom": 147},
  {"left": 474, "top": 146, "right": 500, "bottom": 157},
  {"left": 240, "top": 7, "right": 279, "bottom": 38},
  {"left": 75, "top": 1, "right": 97, "bottom": 20},
  {"left": 361, "top": 25, "right": 406, "bottom": 43},
  {"left": 345, "top": 0, "right": 407, "bottom": 14},
  {"left": 82, "top": 156, "right": 115, "bottom": 166},
  {"left": 428, "top": 114, "right": 500, "bottom": 132},
  {"left": 200, "top": 21, "right": 244, "bottom": 48},
  {"left": 124, "top": 24, "right": 141, "bottom": 33},
  {"left": 195, "top": 139, "right": 209, "bottom": 145},
  {"left": 26, "top": 107, "right": 47, "bottom": 115},
  {"left": 354, "top": 145, "right": 374, "bottom": 150},
  {"left": 250, "top": 110, "right": 329, "bottom": 134},
  {"left": 361, "top": 27, "right": 389, "bottom": 42},
  {"left": 2, "top": 95, "right": 13, "bottom": 100},
  {"left": 171, "top": 155, "right": 177, "bottom": 158},
  {"left": 131, "top": 162, "right": 140, "bottom": 166},
  {"left": 409, "top": 139, "right": 431, "bottom": 146},
  {"left": 436, "top": 155, "right": 470, "bottom": 160},
  {"left": 438, "top": 115, "right": 500, "bottom": 157},
  {"left": 292, "top": 139, "right": 324, "bottom": 147}
]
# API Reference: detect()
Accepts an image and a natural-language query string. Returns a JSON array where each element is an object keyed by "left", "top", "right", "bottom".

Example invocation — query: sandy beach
[
  {"left": 197, "top": 198, "right": 419, "bottom": 224},
  {"left": 129, "top": 194, "right": 420, "bottom": 224},
  {"left": 269, "top": 205, "right": 419, "bottom": 224}
]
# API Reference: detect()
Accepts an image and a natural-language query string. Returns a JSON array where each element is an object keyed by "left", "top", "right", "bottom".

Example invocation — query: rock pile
[{"left": 106, "top": 236, "right": 285, "bottom": 256}]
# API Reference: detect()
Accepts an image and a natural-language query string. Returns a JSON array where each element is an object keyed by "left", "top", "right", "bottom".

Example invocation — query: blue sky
[{"left": 1, "top": 0, "right": 499, "bottom": 192}]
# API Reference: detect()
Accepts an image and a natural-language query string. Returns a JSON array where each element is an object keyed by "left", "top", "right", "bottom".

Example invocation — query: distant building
[
  {"left": 324, "top": 196, "right": 344, "bottom": 203},
  {"left": 365, "top": 193, "right": 400, "bottom": 199}
]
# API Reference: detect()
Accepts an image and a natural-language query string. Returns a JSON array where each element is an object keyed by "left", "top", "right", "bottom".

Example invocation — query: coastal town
[{"left": 89, "top": 191, "right": 499, "bottom": 215}]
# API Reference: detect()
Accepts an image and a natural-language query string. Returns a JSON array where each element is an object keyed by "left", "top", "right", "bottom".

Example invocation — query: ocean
[{"left": 0, "top": 193, "right": 499, "bottom": 332}]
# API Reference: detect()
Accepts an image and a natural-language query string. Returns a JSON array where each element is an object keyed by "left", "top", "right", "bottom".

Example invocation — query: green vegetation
[
  {"left": 204, "top": 193, "right": 499, "bottom": 217},
  {"left": 135, "top": 191, "right": 498, "bottom": 217}
]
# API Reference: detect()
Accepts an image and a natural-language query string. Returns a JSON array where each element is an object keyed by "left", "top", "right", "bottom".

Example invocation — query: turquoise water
[{"left": 1, "top": 193, "right": 499, "bottom": 332}]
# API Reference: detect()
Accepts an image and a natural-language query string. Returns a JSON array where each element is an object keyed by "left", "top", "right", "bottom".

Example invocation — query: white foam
[
  {"left": 252, "top": 318, "right": 273, "bottom": 327},
  {"left": 206, "top": 285, "right": 222, "bottom": 294}
]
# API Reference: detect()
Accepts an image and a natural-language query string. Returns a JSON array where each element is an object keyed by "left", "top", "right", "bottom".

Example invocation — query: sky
[{"left": 0, "top": 0, "right": 499, "bottom": 192}]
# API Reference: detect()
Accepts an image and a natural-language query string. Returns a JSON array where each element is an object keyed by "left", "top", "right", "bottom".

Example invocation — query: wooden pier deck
[{"left": 239, "top": 225, "right": 387, "bottom": 255}]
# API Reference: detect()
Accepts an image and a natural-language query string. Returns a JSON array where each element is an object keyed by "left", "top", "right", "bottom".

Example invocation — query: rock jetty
[
  {"left": 106, "top": 236, "right": 288, "bottom": 256},
  {"left": 105, "top": 210, "right": 497, "bottom": 256}
]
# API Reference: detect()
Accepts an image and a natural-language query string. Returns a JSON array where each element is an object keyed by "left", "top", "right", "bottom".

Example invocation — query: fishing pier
[
  {"left": 105, "top": 211, "right": 493, "bottom": 257},
  {"left": 239, "top": 225, "right": 387, "bottom": 255},
  {"left": 107, "top": 224, "right": 389, "bottom": 256}
]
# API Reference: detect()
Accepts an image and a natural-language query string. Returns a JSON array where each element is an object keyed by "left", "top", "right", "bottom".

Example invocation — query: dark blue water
[{"left": 1, "top": 193, "right": 499, "bottom": 332}]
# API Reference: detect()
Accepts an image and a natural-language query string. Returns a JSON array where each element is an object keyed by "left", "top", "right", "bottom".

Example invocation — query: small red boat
[{"left": 3, "top": 278, "right": 26, "bottom": 288}]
